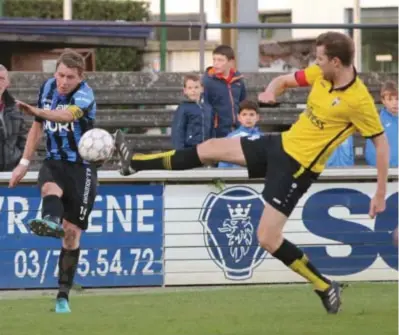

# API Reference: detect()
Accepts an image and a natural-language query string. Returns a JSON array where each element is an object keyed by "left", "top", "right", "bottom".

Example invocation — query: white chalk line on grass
[{"left": 0, "top": 281, "right": 395, "bottom": 301}]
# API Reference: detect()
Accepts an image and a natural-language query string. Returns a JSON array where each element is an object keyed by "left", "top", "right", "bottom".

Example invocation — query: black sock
[
  {"left": 272, "top": 239, "right": 331, "bottom": 291},
  {"left": 130, "top": 147, "right": 203, "bottom": 171},
  {"left": 42, "top": 195, "right": 63, "bottom": 224},
  {"left": 57, "top": 248, "right": 80, "bottom": 300}
]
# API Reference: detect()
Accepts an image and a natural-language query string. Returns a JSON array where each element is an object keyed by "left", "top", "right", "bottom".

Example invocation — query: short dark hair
[
  {"left": 315, "top": 32, "right": 354, "bottom": 67},
  {"left": 381, "top": 80, "right": 398, "bottom": 98},
  {"left": 56, "top": 49, "right": 85, "bottom": 75},
  {"left": 213, "top": 45, "right": 235, "bottom": 60},
  {"left": 239, "top": 100, "right": 259, "bottom": 114},
  {"left": 183, "top": 74, "right": 200, "bottom": 87}
]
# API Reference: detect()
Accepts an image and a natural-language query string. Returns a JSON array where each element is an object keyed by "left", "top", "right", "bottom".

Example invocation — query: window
[
  {"left": 346, "top": 7, "right": 398, "bottom": 72},
  {"left": 259, "top": 12, "right": 292, "bottom": 41}
]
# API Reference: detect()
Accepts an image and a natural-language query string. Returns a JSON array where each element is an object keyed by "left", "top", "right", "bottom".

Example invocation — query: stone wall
[
  {"left": 9, "top": 71, "right": 397, "bottom": 90},
  {"left": 8, "top": 71, "right": 398, "bottom": 106}
]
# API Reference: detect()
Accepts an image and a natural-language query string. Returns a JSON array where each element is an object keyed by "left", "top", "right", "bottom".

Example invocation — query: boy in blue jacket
[
  {"left": 171, "top": 74, "right": 214, "bottom": 150},
  {"left": 202, "top": 45, "right": 247, "bottom": 138},
  {"left": 365, "top": 80, "right": 398, "bottom": 167},
  {"left": 219, "top": 100, "right": 262, "bottom": 168}
]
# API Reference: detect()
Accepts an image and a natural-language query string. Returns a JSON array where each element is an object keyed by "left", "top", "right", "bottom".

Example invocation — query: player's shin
[
  {"left": 130, "top": 147, "right": 203, "bottom": 171},
  {"left": 57, "top": 247, "right": 80, "bottom": 300},
  {"left": 42, "top": 195, "right": 64, "bottom": 225},
  {"left": 272, "top": 239, "right": 331, "bottom": 291}
]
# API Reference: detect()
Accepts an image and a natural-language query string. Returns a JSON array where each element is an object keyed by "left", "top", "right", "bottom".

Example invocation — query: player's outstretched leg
[
  {"left": 258, "top": 203, "right": 343, "bottom": 314},
  {"left": 114, "top": 129, "right": 246, "bottom": 176},
  {"left": 28, "top": 184, "right": 65, "bottom": 238},
  {"left": 55, "top": 220, "right": 82, "bottom": 313}
]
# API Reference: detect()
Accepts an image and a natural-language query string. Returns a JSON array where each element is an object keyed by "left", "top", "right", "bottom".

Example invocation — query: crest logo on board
[{"left": 199, "top": 186, "right": 267, "bottom": 280}]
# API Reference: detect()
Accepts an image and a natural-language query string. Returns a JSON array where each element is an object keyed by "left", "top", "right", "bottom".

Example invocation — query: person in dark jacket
[
  {"left": 171, "top": 74, "right": 214, "bottom": 150},
  {"left": 0, "top": 65, "right": 27, "bottom": 171},
  {"left": 202, "top": 45, "right": 247, "bottom": 138}
]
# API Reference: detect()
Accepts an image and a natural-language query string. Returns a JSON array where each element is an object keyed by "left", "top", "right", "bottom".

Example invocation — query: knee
[
  {"left": 41, "top": 182, "right": 62, "bottom": 198},
  {"left": 62, "top": 220, "right": 82, "bottom": 250},
  {"left": 257, "top": 225, "right": 283, "bottom": 253},
  {"left": 198, "top": 139, "right": 218, "bottom": 164}
]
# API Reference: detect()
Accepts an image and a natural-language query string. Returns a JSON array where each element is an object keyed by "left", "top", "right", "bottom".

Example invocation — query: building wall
[
  {"left": 147, "top": 0, "right": 397, "bottom": 40},
  {"left": 143, "top": 40, "right": 218, "bottom": 72},
  {"left": 142, "top": 0, "right": 397, "bottom": 72}
]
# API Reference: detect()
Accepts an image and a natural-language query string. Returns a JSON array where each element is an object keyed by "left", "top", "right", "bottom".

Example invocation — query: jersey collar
[{"left": 329, "top": 67, "right": 357, "bottom": 93}]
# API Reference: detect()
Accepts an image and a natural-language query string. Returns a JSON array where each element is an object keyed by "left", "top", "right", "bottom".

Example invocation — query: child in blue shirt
[
  {"left": 365, "top": 81, "right": 398, "bottom": 167},
  {"left": 219, "top": 100, "right": 262, "bottom": 168},
  {"left": 326, "top": 136, "right": 355, "bottom": 167}
]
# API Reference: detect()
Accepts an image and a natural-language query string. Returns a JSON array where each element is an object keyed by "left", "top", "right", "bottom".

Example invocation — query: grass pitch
[{"left": 0, "top": 282, "right": 397, "bottom": 335}]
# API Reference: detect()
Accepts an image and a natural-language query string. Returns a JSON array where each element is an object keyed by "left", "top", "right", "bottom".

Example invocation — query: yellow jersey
[{"left": 281, "top": 64, "right": 384, "bottom": 173}]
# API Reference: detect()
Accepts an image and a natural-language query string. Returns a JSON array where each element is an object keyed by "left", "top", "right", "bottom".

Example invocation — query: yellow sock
[
  {"left": 130, "top": 147, "right": 202, "bottom": 171},
  {"left": 289, "top": 255, "right": 330, "bottom": 291},
  {"left": 132, "top": 150, "right": 176, "bottom": 170}
]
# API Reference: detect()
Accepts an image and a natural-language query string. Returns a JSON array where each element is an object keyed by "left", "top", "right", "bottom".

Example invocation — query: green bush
[{"left": 3, "top": 0, "right": 150, "bottom": 71}]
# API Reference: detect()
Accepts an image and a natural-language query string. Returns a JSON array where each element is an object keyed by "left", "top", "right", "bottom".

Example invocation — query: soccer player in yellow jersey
[{"left": 114, "top": 31, "right": 389, "bottom": 314}]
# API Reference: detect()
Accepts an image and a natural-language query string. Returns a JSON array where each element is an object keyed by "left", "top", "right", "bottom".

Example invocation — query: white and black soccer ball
[{"left": 78, "top": 128, "right": 114, "bottom": 162}]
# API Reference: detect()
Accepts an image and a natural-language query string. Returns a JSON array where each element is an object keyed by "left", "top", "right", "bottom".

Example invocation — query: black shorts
[
  {"left": 241, "top": 134, "right": 319, "bottom": 217},
  {"left": 38, "top": 160, "right": 98, "bottom": 230}
]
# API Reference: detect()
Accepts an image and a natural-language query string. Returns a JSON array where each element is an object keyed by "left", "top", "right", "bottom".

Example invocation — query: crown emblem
[{"left": 227, "top": 203, "right": 251, "bottom": 219}]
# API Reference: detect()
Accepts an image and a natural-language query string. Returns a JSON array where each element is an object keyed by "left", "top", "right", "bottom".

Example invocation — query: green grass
[{"left": 0, "top": 282, "right": 397, "bottom": 335}]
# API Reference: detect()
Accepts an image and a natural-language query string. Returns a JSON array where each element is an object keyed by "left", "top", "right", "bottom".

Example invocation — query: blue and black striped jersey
[{"left": 35, "top": 78, "right": 96, "bottom": 164}]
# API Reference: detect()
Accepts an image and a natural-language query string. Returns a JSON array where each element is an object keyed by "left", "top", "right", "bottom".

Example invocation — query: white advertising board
[{"left": 164, "top": 182, "right": 398, "bottom": 285}]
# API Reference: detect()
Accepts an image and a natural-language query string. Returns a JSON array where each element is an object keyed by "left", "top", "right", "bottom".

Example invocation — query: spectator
[
  {"left": 171, "top": 74, "right": 213, "bottom": 150},
  {"left": 0, "top": 64, "right": 27, "bottom": 172},
  {"left": 219, "top": 100, "right": 262, "bottom": 168},
  {"left": 365, "top": 80, "right": 398, "bottom": 167},
  {"left": 202, "top": 45, "right": 246, "bottom": 138},
  {"left": 326, "top": 136, "right": 355, "bottom": 167}
]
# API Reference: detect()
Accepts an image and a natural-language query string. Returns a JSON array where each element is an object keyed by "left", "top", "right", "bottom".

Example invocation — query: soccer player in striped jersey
[{"left": 9, "top": 50, "right": 97, "bottom": 314}]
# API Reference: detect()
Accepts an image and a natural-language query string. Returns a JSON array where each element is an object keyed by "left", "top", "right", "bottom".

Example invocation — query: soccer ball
[{"left": 78, "top": 128, "right": 115, "bottom": 162}]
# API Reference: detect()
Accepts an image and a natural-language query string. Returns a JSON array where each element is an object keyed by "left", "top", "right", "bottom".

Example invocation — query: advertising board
[
  {"left": 164, "top": 183, "right": 398, "bottom": 285},
  {"left": 0, "top": 185, "right": 164, "bottom": 289}
]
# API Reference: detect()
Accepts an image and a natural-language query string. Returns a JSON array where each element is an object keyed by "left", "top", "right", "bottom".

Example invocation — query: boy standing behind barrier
[
  {"left": 325, "top": 135, "right": 355, "bottom": 167},
  {"left": 219, "top": 100, "right": 262, "bottom": 168},
  {"left": 365, "top": 81, "right": 398, "bottom": 167},
  {"left": 171, "top": 74, "right": 214, "bottom": 150},
  {"left": 202, "top": 45, "right": 247, "bottom": 138}
]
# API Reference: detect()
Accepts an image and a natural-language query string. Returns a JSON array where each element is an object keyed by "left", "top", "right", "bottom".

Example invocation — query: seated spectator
[
  {"left": 219, "top": 100, "right": 262, "bottom": 168},
  {"left": 0, "top": 64, "right": 27, "bottom": 172},
  {"left": 365, "top": 81, "right": 398, "bottom": 167},
  {"left": 326, "top": 136, "right": 355, "bottom": 167},
  {"left": 171, "top": 74, "right": 214, "bottom": 150}
]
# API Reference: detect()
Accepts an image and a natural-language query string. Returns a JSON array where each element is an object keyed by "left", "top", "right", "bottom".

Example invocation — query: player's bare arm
[
  {"left": 16, "top": 100, "right": 79, "bottom": 123},
  {"left": 22, "top": 121, "right": 43, "bottom": 161},
  {"left": 258, "top": 73, "right": 301, "bottom": 103},
  {"left": 369, "top": 133, "right": 389, "bottom": 218}
]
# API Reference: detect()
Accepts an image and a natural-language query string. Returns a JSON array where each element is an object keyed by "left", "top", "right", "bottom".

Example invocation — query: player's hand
[
  {"left": 258, "top": 92, "right": 279, "bottom": 107},
  {"left": 16, "top": 100, "right": 38, "bottom": 117},
  {"left": 9, "top": 164, "right": 28, "bottom": 188},
  {"left": 368, "top": 193, "right": 386, "bottom": 218}
]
